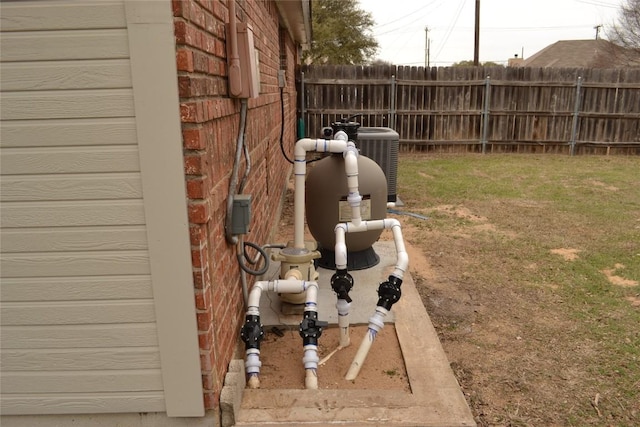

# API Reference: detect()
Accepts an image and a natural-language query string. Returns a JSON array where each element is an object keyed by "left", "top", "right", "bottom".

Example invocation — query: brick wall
[{"left": 172, "top": 0, "right": 299, "bottom": 410}]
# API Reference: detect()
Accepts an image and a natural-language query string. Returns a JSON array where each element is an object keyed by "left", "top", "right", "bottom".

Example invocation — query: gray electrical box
[{"left": 231, "top": 194, "right": 251, "bottom": 235}]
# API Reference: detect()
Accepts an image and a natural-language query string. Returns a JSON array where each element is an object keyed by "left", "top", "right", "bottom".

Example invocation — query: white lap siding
[{"left": 0, "top": 0, "right": 164, "bottom": 415}]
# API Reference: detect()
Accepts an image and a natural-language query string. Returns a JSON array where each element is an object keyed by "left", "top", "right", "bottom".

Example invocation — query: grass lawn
[{"left": 395, "top": 153, "right": 640, "bottom": 426}]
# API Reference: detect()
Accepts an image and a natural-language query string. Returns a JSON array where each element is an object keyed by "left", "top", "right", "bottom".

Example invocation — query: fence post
[
  {"left": 570, "top": 76, "right": 583, "bottom": 156},
  {"left": 298, "top": 71, "right": 306, "bottom": 138},
  {"left": 389, "top": 74, "right": 397, "bottom": 130},
  {"left": 481, "top": 76, "right": 491, "bottom": 154}
]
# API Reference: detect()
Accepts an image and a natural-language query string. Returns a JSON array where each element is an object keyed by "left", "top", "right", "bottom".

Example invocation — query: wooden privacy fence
[{"left": 297, "top": 65, "right": 640, "bottom": 154}]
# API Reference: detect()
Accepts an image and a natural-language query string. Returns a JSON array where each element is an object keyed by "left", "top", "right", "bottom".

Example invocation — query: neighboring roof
[
  {"left": 275, "top": 0, "right": 312, "bottom": 48},
  {"left": 523, "top": 39, "right": 640, "bottom": 68}
]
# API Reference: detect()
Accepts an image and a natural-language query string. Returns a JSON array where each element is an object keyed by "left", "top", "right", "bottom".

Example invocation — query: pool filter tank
[{"left": 305, "top": 119, "right": 387, "bottom": 270}]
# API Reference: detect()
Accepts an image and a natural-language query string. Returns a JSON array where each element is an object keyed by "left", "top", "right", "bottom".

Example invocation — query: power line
[
  {"left": 376, "top": 24, "right": 597, "bottom": 37},
  {"left": 433, "top": 0, "right": 467, "bottom": 62},
  {"left": 573, "top": 0, "right": 619, "bottom": 8},
  {"left": 372, "top": 0, "right": 443, "bottom": 29}
]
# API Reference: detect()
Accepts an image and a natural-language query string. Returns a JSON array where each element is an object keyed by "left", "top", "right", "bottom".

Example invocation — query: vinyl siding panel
[
  {"left": 0, "top": 146, "right": 141, "bottom": 175},
  {"left": 1, "top": 173, "right": 143, "bottom": 201},
  {"left": 1, "top": 275, "right": 153, "bottom": 302},
  {"left": 0, "top": 118, "right": 138, "bottom": 148},
  {"left": 2, "top": 370, "right": 164, "bottom": 394},
  {"left": 1, "top": 392, "right": 166, "bottom": 416},
  {"left": 0, "top": 1, "right": 127, "bottom": 31},
  {"left": 0, "top": 60, "right": 132, "bottom": 91},
  {"left": 1, "top": 200, "right": 146, "bottom": 228},
  {"left": 0, "top": 0, "right": 165, "bottom": 416},
  {"left": 1, "top": 226, "right": 148, "bottom": 253},
  {"left": 1, "top": 324, "right": 160, "bottom": 349},
  {"left": 2, "top": 348, "right": 161, "bottom": 371},
  {"left": 0, "top": 30, "right": 130, "bottom": 62},
  {"left": 1, "top": 89, "right": 136, "bottom": 120}
]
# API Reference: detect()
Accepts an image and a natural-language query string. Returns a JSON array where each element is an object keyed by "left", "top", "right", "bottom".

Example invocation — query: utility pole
[
  {"left": 425, "top": 27, "right": 430, "bottom": 68},
  {"left": 594, "top": 25, "right": 602, "bottom": 40},
  {"left": 474, "top": 0, "right": 480, "bottom": 66}
]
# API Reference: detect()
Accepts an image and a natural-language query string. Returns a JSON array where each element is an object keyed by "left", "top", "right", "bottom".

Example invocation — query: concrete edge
[{"left": 220, "top": 359, "right": 246, "bottom": 427}]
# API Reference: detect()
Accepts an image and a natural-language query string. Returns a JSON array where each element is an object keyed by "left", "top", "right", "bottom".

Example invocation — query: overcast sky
[{"left": 361, "top": 0, "right": 623, "bottom": 66}]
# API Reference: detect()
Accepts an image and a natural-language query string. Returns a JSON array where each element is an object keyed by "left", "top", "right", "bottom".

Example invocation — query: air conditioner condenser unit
[{"left": 357, "top": 127, "right": 399, "bottom": 203}]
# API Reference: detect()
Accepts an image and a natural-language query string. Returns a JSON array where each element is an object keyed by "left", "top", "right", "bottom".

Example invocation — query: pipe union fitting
[
  {"left": 245, "top": 352, "right": 262, "bottom": 374},
  {"left": 347, "top": 192, "right": 362, "bottom": 206},
  {"left": 303, "top": 348, "right": 320, "bottom": 369}
]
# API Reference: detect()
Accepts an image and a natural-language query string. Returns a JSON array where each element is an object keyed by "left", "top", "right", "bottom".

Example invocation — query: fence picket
[{"left": 297, "top": 65, "right": 640, "bottom": 154}]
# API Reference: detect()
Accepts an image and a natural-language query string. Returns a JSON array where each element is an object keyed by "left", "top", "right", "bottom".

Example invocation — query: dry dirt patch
[
  {"left": 256, "top": 325, "right": 410, "bottom": 391},
  {"left": 550, "top": 248, "right": 582, "bottom": 261},
  {"left": 601, "top": 263, "right": 639, "bottom": 287}
]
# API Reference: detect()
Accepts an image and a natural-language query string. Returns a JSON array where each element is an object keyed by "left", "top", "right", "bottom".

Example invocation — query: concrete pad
[
  {"left": 231, "top": 241, "right": 476, "bottom": 426},
  {"left": 259, "top": 242, "right": 396, "bottom": 326}
]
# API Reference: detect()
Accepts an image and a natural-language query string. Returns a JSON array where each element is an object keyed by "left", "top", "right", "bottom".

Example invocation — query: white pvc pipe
[
  {"left": 243, "top": 279, "right": 319, "bottom": 389},
  {"left": 336, "top": 298, "right": 351, "bottom": 347},
  {"left": 343, "top": 143, "right": 362, "bottom": 227},
  {"left": 345, "top": 307, "right": 388, "bottom": 380},
  {"left": 293, "top": 135, "right": 349, "bottom": 249},
  {"left": 332, "top": 217, "right": 408, "bottom": 381},
  {"left": 334, "top": 218, "right": 408, "bottom": 279},
  {"left": 303, "top": 345, "right": 320, "bottom": 389},
  {"left": 334, "top": 224, "right": 348, "bottom": 270}
]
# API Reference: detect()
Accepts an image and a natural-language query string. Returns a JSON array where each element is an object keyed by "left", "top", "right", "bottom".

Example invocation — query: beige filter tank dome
[{"left": 305, "top": 152, "right": 387, "bottom": 270}]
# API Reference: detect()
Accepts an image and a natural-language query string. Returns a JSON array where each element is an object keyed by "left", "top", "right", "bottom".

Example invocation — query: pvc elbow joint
[
  {"left": 376, "top": 275, "right": 403, "bottom": 311},
  {"left": 334, "top": 130, "right": 348, "bottom": 141},
  {"left": 343, "top": 141, "right": 359, "bottom": 156}
]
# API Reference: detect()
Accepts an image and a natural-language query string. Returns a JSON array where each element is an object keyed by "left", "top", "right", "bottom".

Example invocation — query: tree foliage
[
  {"left": 606, "top": 0, "right": 640, "bottom": 65},
  {"left": 305, "top": 0, "right": 378, "bottom": 65},
  {"left": 452, "top": 60, "right": 503, "bottom": 67}
]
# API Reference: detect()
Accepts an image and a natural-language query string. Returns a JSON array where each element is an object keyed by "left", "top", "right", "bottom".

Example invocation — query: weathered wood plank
[
  {"left": 0, "top": 300, "right": 156, "bottom": 325},
  {"left": 0, "top": 275, "right": 153, "bottom": 302},
  {"left": 0, "top": 392, "right": 165, "bottom": 415},
  {"left": 0, "top": 323, "right": 159, "bottom": 349},
  {"left": 1, "top": 347, "right": 161, "bottom": 371},
  {"left": 0, "top": 89, "right": 135, "bottom": 120},
  {"left": 0, "top": 200, "right": 145, "bottom": 228},
  {"left": 1, "top": 226, "right": 148, "bottom": 253},
  {"left": 1, "top": 369, "right": 163, "bottom": 393},
  {"left": 0, "top": 118, "right": 138, "bottom": 148},
  {"left": 300, "top": 65, "right": 640, "bottom": 151},
  {"left": 0, "top": 173, "right": 142, "bottom": 201},
  {"left": 0, "top": 250, "right": 150, "bottom": 278},
  {"left": 0, "top": 146, "right": 140, "bottom": 174},
  {"left": 0, "top": 60, "right": 132, "bottom": 91},
  {"left": 0, "top": 30, "right": 129, "bottom": 62}
]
